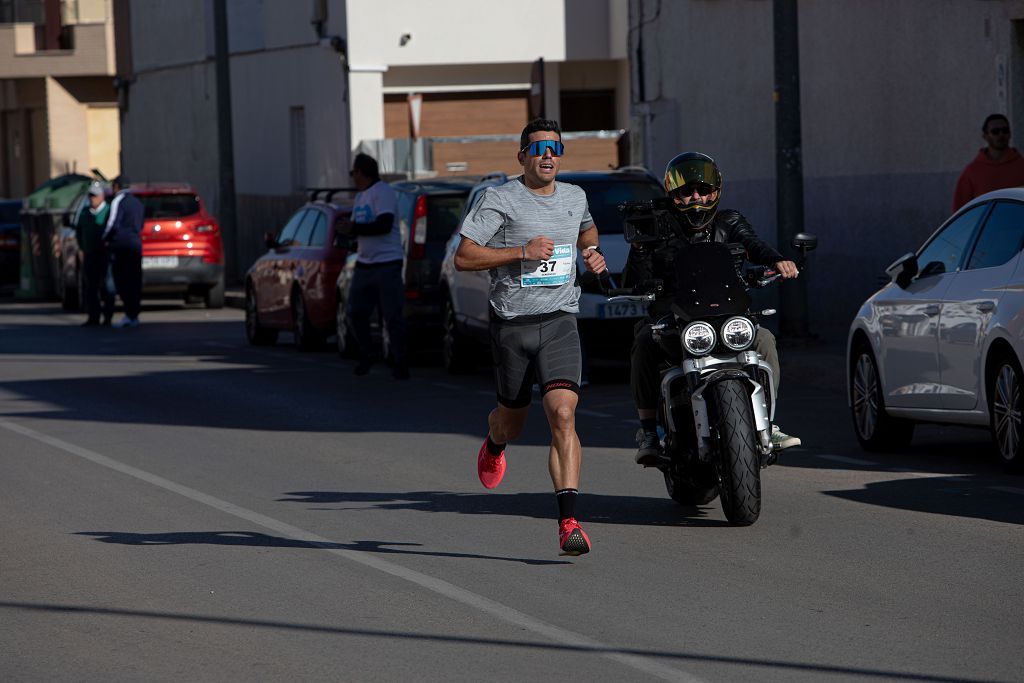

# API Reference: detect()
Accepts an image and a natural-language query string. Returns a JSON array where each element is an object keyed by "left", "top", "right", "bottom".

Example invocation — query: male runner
[{"left": 454, "top": 118, "right": 606, "bottom": 556}]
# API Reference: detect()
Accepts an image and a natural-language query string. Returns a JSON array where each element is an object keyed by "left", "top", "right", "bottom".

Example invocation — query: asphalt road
[{"left": 1, "top": 301, "right": 1022, "bottom": 683}]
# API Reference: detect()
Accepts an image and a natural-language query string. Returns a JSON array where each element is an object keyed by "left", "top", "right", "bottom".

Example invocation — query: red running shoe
[
  {"left": 558, "top": 517, "right": 591, "bottom": 556},
  {"left": 477, "top": 438, "right": 506, "bottom": 489}
]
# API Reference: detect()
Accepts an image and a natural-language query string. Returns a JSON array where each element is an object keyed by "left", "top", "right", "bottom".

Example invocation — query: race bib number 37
[{"left": 521, "top": 244, "right": 574, "bottom": 287}]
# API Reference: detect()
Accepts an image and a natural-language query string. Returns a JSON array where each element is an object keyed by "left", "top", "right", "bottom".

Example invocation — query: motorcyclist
[{"left": 623, "top": 152, "right": 801, "bottom": 466}]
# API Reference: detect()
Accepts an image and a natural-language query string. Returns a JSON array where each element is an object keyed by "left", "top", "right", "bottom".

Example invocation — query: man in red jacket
[{"left": 952, "top": 114, "right": 1024, "bottom": 211}]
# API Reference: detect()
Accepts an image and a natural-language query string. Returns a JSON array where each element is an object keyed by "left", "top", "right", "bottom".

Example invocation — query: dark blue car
[{"left": 0, "top": 200, "right": 21, "bottom": 288}]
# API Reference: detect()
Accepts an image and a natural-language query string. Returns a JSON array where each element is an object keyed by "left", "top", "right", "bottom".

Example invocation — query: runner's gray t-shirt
[{"left": 460, "top": 178, "right": 594, "bottom": 319}]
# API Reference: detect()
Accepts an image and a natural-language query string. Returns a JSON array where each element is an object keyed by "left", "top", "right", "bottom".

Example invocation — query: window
[
  {"left": 277, "top": 209, "right": 307, "bottom": 245},
  {"left": 966, "top": 202, "right": 1024, "bottom": 270},
  {"left": 426, "top": 195, "right": 467, "bottom": 241},
  {"left": 915, "top": 204, "right": 987, "bottom": 279},
  {"left": 290, "top": 106, "right": 306, "bottom": 192},
  {"left": 309, "top": 211, "right": 328, "bottom": 247},
  {"left": 139, "top": 194, "right": 200, "bottom": 219},
  {"left": 293, "top": 209, "right": 318, "bottom": 246}
]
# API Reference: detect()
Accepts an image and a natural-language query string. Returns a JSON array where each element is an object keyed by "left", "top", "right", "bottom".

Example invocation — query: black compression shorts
[{"left": 489, "top": 309, "right": 582, "bottom": 409}]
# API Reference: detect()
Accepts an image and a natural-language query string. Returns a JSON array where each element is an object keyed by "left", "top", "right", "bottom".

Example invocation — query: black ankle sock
[
  {"left": 486, "top": 436, "right": 505, "bottom": 456},
  {"left": 640, "top": 418, "right": 658, "bottom": 434},
  {"left": 555, "top": 488, "right": 578, "bottom": 521}
]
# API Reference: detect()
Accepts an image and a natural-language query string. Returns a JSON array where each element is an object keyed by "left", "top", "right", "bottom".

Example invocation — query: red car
[
  {"left": 60, "top": 184, "right": 225, "bottom": 308},
  {"left": 244, "top": 192, "right": 354, "bottom": 349},
  {"left": 136, "top": 184, "right": 225, "bottom": 307}
]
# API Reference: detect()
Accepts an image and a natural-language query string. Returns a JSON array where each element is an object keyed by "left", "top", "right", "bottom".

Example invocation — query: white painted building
[
  {"left": 119, "top": 0, "right": 630, "bottom": 278},
  {"left": 630, "top": 0, "right": 1024, "bottom": 337}
]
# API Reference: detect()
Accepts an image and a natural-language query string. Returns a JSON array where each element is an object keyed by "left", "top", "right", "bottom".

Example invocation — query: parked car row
[
  {"left": 244, "top": 169, "right": 665, "bottom": 373},
  {"left": 58, "top": 183, "right": 225, "bottom": 310}
]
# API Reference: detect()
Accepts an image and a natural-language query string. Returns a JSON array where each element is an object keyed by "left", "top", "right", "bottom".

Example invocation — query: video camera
[{"left": 617, "top": 197, "right": 681, "bottom": 244}]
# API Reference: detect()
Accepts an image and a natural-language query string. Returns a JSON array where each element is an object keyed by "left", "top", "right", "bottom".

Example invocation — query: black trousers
[
  {"left": 630, "top": 322, "right": 781, "bottom": 412},
  {"left": 82, "top": 250, "right": 114, "bottom": 323},
  {"left": 347, "top": 261, "right": 408, "bottom": 365},
  {"left": 110, "top": 247, "right": 142, "bottom": 320}
]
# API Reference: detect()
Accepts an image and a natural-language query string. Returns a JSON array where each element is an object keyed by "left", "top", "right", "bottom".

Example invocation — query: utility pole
[
  {"left": 213, "top": 0, "right": 238, "bottom": 282},
  {"left": 773, "top": 0, "right": 809, "bottom": 337}
]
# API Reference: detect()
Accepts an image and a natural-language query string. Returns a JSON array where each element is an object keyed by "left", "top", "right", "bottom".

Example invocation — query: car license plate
[
  {"left": 599, "top": 301, "right": 646, "bottom": 319},
  {"left": 142, "top": 256, "right": 179, "bottom": 269}
]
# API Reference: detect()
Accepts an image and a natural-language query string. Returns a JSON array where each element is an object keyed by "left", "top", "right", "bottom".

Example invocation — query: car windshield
[
  {"left": 139, "top": 194, "right": 200, "bottom": 219},
  {"left": 571, "top": 180, "right": 664, "bottom": 234}
]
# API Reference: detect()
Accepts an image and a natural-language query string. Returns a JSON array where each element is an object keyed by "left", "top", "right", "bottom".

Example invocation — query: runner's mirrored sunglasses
[{"left": 521, "top": 140, "right": 565, "bottom": 157}]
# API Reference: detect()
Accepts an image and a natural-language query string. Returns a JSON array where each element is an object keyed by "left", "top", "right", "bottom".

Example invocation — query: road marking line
[
  {"left": 815, "top": 454, "right": 875, "bottom": 466},
  {"left": 0, "top": 417, "right": 703, "bottom": 683},
  {"left": 990, "top": 486, "right": 1024, "bottom": 496},
  {"left": 887, "top": 468, "right": 973, "bottom": 480}
]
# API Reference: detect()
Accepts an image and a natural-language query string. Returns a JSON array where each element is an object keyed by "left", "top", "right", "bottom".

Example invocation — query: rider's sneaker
[
  {"left": 558, "top": 517, "right": 591, "bottom": 556},
  {"left": 771, "top": 425, "right": 801, "bottom": 450},
  {"left": 477, "top": 438, "right": 506, "bottom": 489},
  {"left": 634, "top": 428, "right": 664, "bottom": 466}
]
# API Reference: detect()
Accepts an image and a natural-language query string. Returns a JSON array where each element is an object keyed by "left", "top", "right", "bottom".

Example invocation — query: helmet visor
[{"left": 664, "top": 157, "right": 722, "bottom": 195}]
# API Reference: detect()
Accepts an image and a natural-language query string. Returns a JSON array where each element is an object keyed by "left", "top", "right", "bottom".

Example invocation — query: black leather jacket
[{"left": 622, "top": 209, "right": 783, "bottom": 319}]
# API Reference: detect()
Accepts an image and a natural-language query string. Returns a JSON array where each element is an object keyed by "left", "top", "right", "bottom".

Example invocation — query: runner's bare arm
[
  {"left": 454, "top": 235, "right": 554, "bottom": 271},
  {"left": 577, "top": 226, "right": 606, "bottom": 273}
]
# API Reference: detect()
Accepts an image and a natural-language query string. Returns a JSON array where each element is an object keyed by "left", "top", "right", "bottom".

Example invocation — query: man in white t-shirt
[{"left": 343, "top": 153, "right": 409, "bottom": 379}]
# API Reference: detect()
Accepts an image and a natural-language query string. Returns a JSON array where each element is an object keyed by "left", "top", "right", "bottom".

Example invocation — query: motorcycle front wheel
[{"left": 710, "top": 379, "right": 762, "bottom": 526}]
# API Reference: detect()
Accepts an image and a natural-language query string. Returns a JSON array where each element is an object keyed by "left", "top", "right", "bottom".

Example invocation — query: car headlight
[
  {"left": 721, "top": 316, "right": 755, "bottom": 351},
  {"left": 682, "top": 321, "right": 716, "bottom": 355}
]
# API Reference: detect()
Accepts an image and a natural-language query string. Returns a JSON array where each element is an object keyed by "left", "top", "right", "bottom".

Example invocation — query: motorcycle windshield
[{"left": 671, "top": 241, "right": 750, "bottom": 320}]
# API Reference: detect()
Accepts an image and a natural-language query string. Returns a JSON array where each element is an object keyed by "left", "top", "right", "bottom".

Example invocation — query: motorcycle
[{"left": 603, "top": 200, "right": 817, "bottom": 525}]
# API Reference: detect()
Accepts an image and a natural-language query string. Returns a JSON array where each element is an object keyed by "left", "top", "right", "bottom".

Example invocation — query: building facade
[
  {"left": 630, "top": 0, "right": 1024, "bottom": 337},
  {"left": 0, "top": 0, "right": 120, "bottom": 198},
  {"left": 119, "top": 0, "right": 630, "bottom": 280}
]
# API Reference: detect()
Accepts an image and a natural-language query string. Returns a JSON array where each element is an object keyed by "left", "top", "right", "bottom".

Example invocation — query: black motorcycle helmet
[{"left": 663, "top": 152, "right": 723, "bottom": 231}]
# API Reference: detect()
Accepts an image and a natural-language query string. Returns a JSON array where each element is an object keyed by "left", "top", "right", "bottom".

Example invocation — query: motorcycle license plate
[
  {"left": 599, "top": 301, "right": 646, "bottom": 319},
  {"left": 142, "top": 256, "right": 179, "bottom": 269}
]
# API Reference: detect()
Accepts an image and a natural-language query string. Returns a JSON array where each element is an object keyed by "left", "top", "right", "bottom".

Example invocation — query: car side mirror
[
  {"left": 263, "top": 231, "right": 277, "bottom": 251},
  {"left": 885, "top": 252, "right": 918, "bottom": 289}
]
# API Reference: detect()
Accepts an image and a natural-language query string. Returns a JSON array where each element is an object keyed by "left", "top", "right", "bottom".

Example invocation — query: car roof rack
[{"left": 307, "top": 187, "right": 359, "bottom": 202}]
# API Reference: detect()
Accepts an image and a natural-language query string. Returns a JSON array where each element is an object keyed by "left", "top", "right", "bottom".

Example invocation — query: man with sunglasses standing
[
  {"left": 624, "top": 152, "right": 800, "bottom": 466},
  {"left": 454, "top": 118, "right": 606, "bottom": 556},
  {"left": 952, "top": 114, "right": 1024, "bottom": 212}
]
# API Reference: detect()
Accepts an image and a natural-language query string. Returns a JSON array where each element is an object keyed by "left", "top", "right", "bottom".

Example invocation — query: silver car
[{"left": 847, "top": 187, "right": 1024, "bottom": 471}]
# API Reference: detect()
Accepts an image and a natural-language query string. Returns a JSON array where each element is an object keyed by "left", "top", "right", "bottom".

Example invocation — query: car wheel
[
  {"left": 292, "top": 288, "right": 322, "bottom": 351},
  {"left": 850, "top": 346, "right": 914, "bottom": 452},
  {"left": 990, "top": 357, "right": 1024, "bottom": 473},
  {"left": 335, "top": 289, "right": 357, "bottom": 358},
  {"left": 204, "top": 274, "right": 225, "bottom": 309},
  {"left": 442, "top": 296, "right": 474, "bottom": 374},
  {"left": 245, "top": 285, "right": 277, "bottom": 346}
]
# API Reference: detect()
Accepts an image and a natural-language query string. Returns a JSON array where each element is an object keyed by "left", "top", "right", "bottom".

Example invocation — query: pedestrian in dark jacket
[
  {"left": 76, "top": 182, "right": 114, "bottom": 326},
  {"left": 102, "top": 175, "right": 145, "bottom": 327},
  {"left": 952, "top": 114, "right": 1024, "bottom": 211}
]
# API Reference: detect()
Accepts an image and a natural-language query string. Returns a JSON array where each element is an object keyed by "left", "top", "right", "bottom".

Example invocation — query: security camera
[{"left": 399, "top": 33, "right": 411, "bottom": 46}]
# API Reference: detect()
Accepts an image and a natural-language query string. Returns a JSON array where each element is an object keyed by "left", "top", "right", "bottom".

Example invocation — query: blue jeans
[{"left": 347, "top": 261, "right": 408, "bottom": 366}]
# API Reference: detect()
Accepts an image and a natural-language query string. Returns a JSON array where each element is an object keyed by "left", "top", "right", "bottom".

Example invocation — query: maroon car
[{"left": 244, "top": 191, "right": 354, "bottom": 349}]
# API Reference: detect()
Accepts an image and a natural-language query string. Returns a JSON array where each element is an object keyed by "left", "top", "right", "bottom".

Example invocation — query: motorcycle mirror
[{"left": 791, "top": 233, "right": 818, "bottom": 251}]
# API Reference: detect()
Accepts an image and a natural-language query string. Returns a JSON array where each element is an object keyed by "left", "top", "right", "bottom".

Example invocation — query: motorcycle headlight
[
  {"left": 682, "top": 321, "right": 716, "bottom": 356},
  {"left": 721, "top": 316, "right": 755, "bottom": 351}
]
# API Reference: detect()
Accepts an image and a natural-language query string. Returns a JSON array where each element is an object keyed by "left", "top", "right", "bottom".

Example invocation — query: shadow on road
[
  {"left": 75, "top": 530, "right": 570, "bottom": 566},
  {"left": 0, "top": 600, "right": 1007, "bottom": 683},
  {"left": 277, "top": 490, "right": 730, "bottom": 528}
]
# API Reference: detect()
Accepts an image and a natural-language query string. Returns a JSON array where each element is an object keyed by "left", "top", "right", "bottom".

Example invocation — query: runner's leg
[{"left": 542, "top": 389, "right": 580, "bottom": 490}]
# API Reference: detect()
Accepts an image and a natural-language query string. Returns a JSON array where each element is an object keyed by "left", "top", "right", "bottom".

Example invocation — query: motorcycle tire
[
  {"left": 663, "top": 466, "right": 719, "bottom": 506},
  {"left": 711, "top": 379, "right": 762, "bottom": 526}
]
